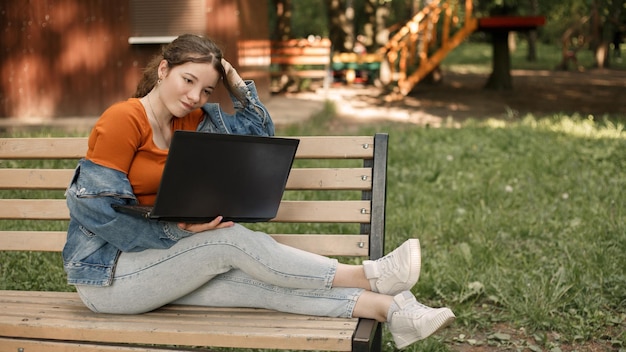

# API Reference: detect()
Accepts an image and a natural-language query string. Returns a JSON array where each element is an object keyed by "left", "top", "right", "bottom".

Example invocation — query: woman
[{"left": 63, "top": 34, "right": 454, "bottom": 349}]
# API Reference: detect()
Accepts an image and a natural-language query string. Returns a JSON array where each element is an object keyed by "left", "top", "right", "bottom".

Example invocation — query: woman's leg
[
  {"left": 173, "top": 269, "right": 372, "bottom": 319},
  {"left": 74, "top": 224, "right": 454, "bottom": 349},
  {"left": 77, "top": 224, "right": 342, "bottom": 313},
  {"left": 76, "top": 224, "right": 421, "bottom": 315},
  {"left": 171, "top": 267, "right": 455, "bottom": 347}
]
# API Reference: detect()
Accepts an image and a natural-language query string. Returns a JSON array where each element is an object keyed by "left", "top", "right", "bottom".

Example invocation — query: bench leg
[{"left": 352, "top": 318, "right": 383, "bottom": 352}]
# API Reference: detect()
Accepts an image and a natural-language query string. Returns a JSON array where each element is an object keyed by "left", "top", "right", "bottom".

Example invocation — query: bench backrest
[
  {"left": 270, "top": 39, "right": 332, "bottom": 79},
  {"left": 0, "top": 134, "right": 387, "bottom": 261}
]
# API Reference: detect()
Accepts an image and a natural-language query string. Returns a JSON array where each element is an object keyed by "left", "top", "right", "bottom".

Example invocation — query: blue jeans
[{"left": 76, "top": 224, "right": 363, "bottom": 318}]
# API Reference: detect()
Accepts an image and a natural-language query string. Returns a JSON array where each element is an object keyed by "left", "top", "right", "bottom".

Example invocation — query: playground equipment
[{"left": 376, "top": 0, "right": 545, "bottom": 95}]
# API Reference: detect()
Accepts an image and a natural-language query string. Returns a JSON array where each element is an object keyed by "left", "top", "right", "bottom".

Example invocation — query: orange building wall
[{"left": 0, "top": 0, "right": 270, "bottom": 119}]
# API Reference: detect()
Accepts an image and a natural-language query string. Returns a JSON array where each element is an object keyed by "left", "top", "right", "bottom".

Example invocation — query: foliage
[
  {"left": 269, "top": 0, "right": 417, "bottom": 40},
  {"left": 441, "top": 38, "right": 626, "bottom": 72},
  {"left": 285, "top": 112, "right": 626, "bottom": 352},
  {"left": 274, "top": 0, "right": 626, "bottom": 69},
  {"left": 392, "top": 115, "right": 625, "bottom": 350},
  {"left": 291, "top": 1, "right": 329, "bottom": 38}
]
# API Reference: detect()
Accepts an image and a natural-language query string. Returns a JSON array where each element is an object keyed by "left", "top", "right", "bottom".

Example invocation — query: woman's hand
[
  {"left": 221, "top": 58, "right": 245, "bottom": 88},
  {"left": 177, "top": 216, "right": 235, "bottom": 233}
]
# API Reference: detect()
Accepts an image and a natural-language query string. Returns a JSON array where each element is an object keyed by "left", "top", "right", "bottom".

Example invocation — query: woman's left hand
[{"left": 178, "top": 216, "right": 235, "bottom": 233}]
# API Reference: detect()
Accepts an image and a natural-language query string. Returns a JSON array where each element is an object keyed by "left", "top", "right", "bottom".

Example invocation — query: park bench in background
[
  {"left": 270, "top": 38, "right": 332, "bottom": 92},
  {"left": 332, "top": 52, "right": 383, "bottom": 85},
  {"left": 0, "top": 133, "right": 389, "bottom": 352}
]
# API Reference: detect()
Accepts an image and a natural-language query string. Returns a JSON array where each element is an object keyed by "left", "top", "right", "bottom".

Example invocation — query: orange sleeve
[{"left": 86, "top": 99, "right": 150, "bottom": 174}]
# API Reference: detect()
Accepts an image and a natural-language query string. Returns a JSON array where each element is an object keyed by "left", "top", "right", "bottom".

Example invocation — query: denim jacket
[
  {"left": 199, "top": 81, "right": 274, "bottom": 136},
  {"left": 63, "top": 81, "right": 274, "bottom": 286}
]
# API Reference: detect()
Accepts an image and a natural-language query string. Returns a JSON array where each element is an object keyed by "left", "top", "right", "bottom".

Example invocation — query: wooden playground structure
[
  {"left": 375, "top": 0, "right": 544, "bottom": 95},
  {"left": 275, "top": 0, "right": 543, "bottom": 96}
]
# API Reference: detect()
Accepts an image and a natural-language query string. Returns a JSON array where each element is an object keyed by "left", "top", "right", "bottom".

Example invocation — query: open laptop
[{"left": 112, "top": 130, "right": 299, "bottom": 223}]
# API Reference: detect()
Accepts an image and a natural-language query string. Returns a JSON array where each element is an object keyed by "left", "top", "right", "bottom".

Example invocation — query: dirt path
[{"left": 315, "top": 69, "right": 626, "bottom": 126}]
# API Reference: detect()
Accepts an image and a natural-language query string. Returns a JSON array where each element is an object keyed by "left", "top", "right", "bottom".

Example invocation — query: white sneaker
[
  {"left": 362, "top": 239, "right": 421, "bottom": 295},
  {"left": 388, "top": 291, "right": 456, "bottom": 349}
]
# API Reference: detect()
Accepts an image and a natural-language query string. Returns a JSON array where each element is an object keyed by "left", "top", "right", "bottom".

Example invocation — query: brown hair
[{"left": 133, "top": 34, "right": 244, "bottom": 104}]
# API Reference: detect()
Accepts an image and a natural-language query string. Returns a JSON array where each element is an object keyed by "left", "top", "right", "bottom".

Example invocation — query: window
[{"left": 129, "top": 0, "right": 205, "bottom": 44}]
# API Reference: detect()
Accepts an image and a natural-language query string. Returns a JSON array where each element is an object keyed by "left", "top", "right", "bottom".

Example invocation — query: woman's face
[{"left": 158, "top": 60, "right": 220, "bottom": 117}]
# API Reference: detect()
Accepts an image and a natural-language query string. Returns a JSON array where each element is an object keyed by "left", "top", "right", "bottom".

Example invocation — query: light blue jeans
[{"left": 76, "top": 224, "right": 363, "bottom": 318}]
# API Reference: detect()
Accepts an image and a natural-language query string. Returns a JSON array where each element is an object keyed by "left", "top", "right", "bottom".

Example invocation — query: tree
[
  {"left": 526, "top": 0, "right": 539, "bottom": 61},
  {"left": 483, "top": 3, "right": 518, "bottom": 90},
  {"left": 589, "top": 0, "right": 625, "bottom": 68},
  {"left": 270, "top": 0, "right": 292, "bottom": 40},
  {"left": 325, "top": 0, "right": 353, "bottom": 52}
]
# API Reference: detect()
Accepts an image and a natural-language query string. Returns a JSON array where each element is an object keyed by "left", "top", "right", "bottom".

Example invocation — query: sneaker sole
[
  {"left": 405, "top": 239, "right": 421, "bottom": 290},
  {"left": 395, "top": 308, "right": 456, "bottom": 349}
]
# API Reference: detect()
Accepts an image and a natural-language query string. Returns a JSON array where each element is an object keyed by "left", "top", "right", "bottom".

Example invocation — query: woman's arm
[
  {"left": 197, "top": 58, "right": 274, "bottom": 136},
  {"left": 199, "top": 80, "right": 275, "bottom": 136},
  {"left": 66, "top": 159, "right": 195, "bottom": 252}
]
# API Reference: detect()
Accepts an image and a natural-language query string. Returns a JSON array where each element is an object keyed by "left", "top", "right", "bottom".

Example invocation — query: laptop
[{"left": 112, "top": 130, "right": 299, "bottom": 223}]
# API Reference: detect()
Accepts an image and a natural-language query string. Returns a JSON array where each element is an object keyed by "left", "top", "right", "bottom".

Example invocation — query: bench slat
[
  {"left": 0, "top": 199, "right": 68, "bottom": 220},
  {"left": 270, "top": 70, "right": 329, "bottom": 78},
  {"left": 0, "top": 231, "right": 66, "bottom": 252},
  {"left": 0, "top": 169, "right": 73, "bottom": 190},
  {"left": 0, "top": 291, "right": 356, "bottom": 351},
  {"left": 0, "top": 137, "right": 88, "bottom": 159},
  {"left": 0, "top": 337, "right": 181, "bottom": 352},
  {"left": 271, "top": 46, "right": 332, "bottom": 56},
  {"left": 271, "top": 57, "right": 330, "bottom": 66},
  {"left": 277, "top": 200, "right": 370, "bottom": 222},
  {"left": 0, "top": 168, "right": 372, "bottom": 190},
  {"left": 296, "top": 136, "right": 374, "bottom": 159},
  {"left": 0, "top": 136, "right": 375, "bottom": 159},
  {"left": 0, "top": 231, "right": 370, "bottom": 256},
  {"left": 272, "top": 234, "right": 369, "bottom": 256},
  {"left": 0, "top": 199, "right": 371, "bottom": 222},
  {"left": 1, "top": 302, "right": 354, "bottom": 329}
]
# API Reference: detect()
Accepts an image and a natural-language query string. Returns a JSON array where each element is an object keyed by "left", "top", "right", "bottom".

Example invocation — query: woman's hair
[{"left": 133, "top": 34, "right": 244, "bottom": 104}]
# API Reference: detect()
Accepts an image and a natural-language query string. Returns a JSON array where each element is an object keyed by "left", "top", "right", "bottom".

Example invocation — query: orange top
[{"left": 86, "top": 98, "right": 204, "bottom": 205}]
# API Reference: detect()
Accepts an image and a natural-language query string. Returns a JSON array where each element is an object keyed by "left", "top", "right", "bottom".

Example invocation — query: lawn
[
  {"left": 441, "top": 37, "right": 626, "bottom": 74},
  {"left": 382, "top": 117, "right": 625, "bottom": 352},
  {"left": 2, "top": 113, "right": 624, "bottom": 351},
  {"left": 290, "top": 111, "right": 626, "bottom": 352}
]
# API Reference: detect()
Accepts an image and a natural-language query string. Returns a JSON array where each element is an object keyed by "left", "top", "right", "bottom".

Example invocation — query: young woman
[{"left": 63, "top": 34, "right": 454, "bottom": 349}]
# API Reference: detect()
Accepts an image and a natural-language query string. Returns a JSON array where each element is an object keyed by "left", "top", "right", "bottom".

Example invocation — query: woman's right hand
[
  {"left": 178, "top": 216, "right": 235, "bottom": 233},
  {"left": 221, "top": 58, "right": 245, "bottom": 88}
]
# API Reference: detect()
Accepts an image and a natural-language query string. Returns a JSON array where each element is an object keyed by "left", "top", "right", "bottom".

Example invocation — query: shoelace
[{"left": 377, "top": 253, "right": 400, "bottom": 277}]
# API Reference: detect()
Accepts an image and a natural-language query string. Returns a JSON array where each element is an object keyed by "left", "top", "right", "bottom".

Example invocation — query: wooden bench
[
  {"left": 270, "top": 38, "right": 332, "bottom": 79},
  {"left": 0, "top": 133, "right": 389, "bottom": 352},
  {"left": 332, "top": 52, "right": 383, "bottom": 85},
  {"left": 269, "top": 39, "right": 332, "bottom": 92}
]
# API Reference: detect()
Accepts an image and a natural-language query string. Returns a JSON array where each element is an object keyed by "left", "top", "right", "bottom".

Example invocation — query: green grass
[
  {"left": 383, "top": 116, "right": 625, "bottom": 351},
  {"left": 441, "top": 38, "right": 626, "bottom": 73},
  {"left": 2, "top": 80, "right": 625, "bottom": 350}
]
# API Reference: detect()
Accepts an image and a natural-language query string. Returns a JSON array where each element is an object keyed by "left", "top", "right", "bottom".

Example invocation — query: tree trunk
[
  {"left": 272, "top": 0, "right": 292, "bottom": 41},
  {"left": 325, "top": 0, "right": 351, "bottom": 52},
  {"left": 362, "top": 0, "right": 376, "bottom": 50},
  {"left": 591, "top": 0, "right": 624, "bottom": 68},
  {"left": 375, "top": 1, "right": 390, "bottom": 47},
  {"left": 526, "top": 30, "right": 538, "bottom": 61},
  {"left": 595, "top": 41, "right": 610, "bottom": 68},
  {"left": 412, "top": 0, "right": 422, "bottom": 14},
  {"left": 485, "top": 30, "right": 513, "bottom": 90},
  {"left": 526, "top": 0, "right": 539, "bottom": 61}
]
